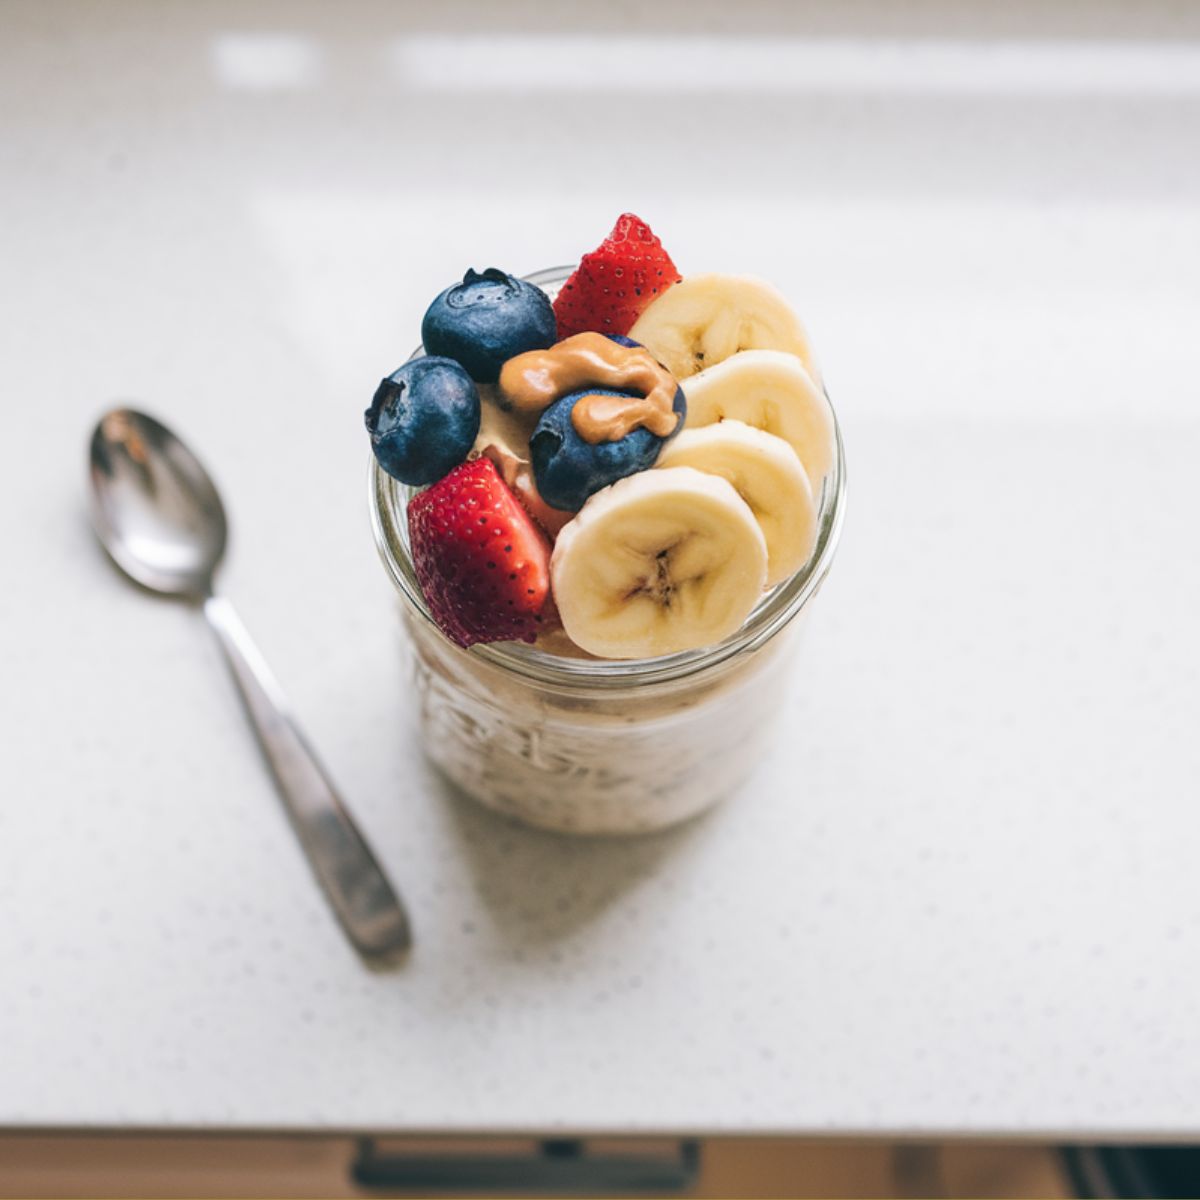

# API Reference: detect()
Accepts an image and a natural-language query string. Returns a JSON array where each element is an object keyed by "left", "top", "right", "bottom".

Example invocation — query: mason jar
[{"left": 369, "top": 267, "right": 846, "bottom": 835}]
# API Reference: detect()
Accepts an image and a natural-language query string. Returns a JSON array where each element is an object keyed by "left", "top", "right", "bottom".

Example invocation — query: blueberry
[
  {"left": 530, "top": 385, "right": 687, "bottom": 512},
  {"left": 365, "top": 356, "right": 480, "bottom": 486},
  {"left": 421, "top": 268, "right": 556, "bottom": 383}
]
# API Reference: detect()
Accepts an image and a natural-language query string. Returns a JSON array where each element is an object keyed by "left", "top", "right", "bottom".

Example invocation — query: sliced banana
[
  {"left": 550, "top": 467, "right": 767, "bottom": 660},
  {"left": 628, "top": 273, "right": 819, "bottom": 382},
  {"left": 657, "top": 421, "right": 816, "bottom": 587},
  {"left": 682, "top": 349, "right": 835, "bottom": 492},
  {"left": 470, "top": 389, "right": 573, "bottom": 537},
  {"left": 472, "top": 384, "right": 539, "bottom": 451}
]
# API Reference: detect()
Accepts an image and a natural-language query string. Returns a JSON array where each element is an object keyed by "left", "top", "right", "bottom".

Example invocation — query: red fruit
[
  {"left": 553, "top": 213, "right": 681, "bottom": 341},
  {"left": 407, "top": 458, "right": 554, "bottom": 648}
]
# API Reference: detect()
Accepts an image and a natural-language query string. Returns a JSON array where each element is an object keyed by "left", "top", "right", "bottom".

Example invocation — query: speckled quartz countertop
[{"left": 2, "top": 0, "right": 1199, "bottom": 1136}]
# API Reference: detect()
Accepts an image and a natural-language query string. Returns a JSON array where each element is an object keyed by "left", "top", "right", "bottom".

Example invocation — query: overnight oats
[{"left": 367, "top": 215, "right": 844, "bottom": 834}]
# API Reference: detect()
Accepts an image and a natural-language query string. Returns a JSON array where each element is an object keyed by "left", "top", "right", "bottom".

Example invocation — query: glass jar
[{"left": 369, "top": 267, "right": 846, "bottom": 835}]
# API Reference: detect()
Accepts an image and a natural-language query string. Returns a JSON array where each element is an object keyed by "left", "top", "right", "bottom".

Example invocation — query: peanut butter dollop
[{"left": 498, "top": 332, "right": 680, "bottom": 445}]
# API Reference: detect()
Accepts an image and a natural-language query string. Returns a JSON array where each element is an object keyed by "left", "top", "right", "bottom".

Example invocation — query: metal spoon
[{"left": 88, "top": 407, "right": 411, "bottom": 958}]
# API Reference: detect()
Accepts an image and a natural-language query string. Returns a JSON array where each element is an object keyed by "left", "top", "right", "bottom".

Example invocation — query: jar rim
[{"left": 368, "top": 265, "right": 847, "bottom": 691}]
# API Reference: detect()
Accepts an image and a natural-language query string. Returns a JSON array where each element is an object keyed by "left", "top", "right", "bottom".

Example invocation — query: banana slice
[
  {"left": 682, "top": 349, "right": 835, "bottom": 492},
  {"left": 550, "top": 467, "right": 767, "bottom": 660},
  {"left": 657, "top": 421, "right": 816, "bottom": 587},
  {"left": 628, "top": 273, "right": 819, "bottom": 382},
  {"left": 470, "top": 389, "right": 573, "bottom": 537}
]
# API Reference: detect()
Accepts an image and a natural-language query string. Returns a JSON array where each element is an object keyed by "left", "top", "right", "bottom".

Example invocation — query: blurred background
[{"left": 2, "top": 1, "right": 1198, "bottom": 1196}]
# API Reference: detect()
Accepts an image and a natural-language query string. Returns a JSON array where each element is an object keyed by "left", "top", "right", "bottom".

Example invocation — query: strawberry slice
[
  {"left": 408, "top": 458, "right": 554, "bottom": 648},
  {"left": 553, "top": 213, "right": 681, "bottom": 341}
]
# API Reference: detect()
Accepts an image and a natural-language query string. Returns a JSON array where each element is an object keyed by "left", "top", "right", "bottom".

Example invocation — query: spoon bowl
[{"left": 89, "top": 408, "right": 227, "bottom": 597}]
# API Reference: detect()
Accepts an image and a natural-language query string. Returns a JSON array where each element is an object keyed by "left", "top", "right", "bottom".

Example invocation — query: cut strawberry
[
  {"left": 407, "top": 458, "right": 555, "bottom": 648},
  {"left": 553, "top": 213, "right": 681, "bottom": 341}
]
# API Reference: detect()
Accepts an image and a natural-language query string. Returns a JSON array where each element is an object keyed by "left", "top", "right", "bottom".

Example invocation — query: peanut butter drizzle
[{"left": 498, "top": 332, "right": 680, "bottom": 445}]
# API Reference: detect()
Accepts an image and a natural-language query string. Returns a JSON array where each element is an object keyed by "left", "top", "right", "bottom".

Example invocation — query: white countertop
[{"left": 3, "top": 0, "right": 1200, "bottom": 1136}]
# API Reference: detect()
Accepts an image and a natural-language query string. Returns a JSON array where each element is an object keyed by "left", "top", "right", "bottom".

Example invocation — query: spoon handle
[{"left": 203, "top": 594, "right": 411, "bottom": 957}]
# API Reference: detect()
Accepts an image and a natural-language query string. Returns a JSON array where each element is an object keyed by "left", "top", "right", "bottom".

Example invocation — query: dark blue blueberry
[
  {"left": 365, "top": 356, "right": 480, "bottom": 486},
  {"left": 529, "top": 385, "right": 686, "bottom": 512},
  {"left": 606, "top": 334, "right": 641, "bottom": 348},
  {"left": 421, "top": 268, "right": 556, "bottom": 384}
]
